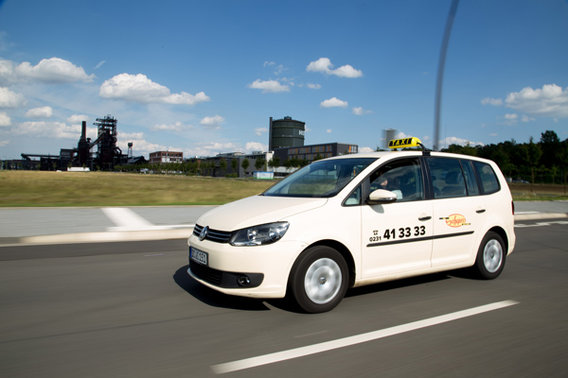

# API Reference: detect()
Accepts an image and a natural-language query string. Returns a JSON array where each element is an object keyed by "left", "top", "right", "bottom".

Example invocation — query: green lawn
[{"left": 0, "top": 171, "right": 274, "bottom": 207}]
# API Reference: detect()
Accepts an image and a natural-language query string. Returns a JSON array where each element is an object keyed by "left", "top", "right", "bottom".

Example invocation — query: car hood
[{"left": 196, "top": 195, "right": 328, "bottom": 231}]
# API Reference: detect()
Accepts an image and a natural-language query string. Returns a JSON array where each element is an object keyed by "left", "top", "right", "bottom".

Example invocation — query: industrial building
[
  {"left": 13, "top": 115, "right": 143, "bottom": 171},
  {"left": 191, "top": 116, "right": 359, "bottom": 178},
  {"left": 269, "top": 116, "right": 305, "bottom": 151},
  {"left": 273, "top": 142, "right": 359, "bottom": 164},
  {"left": 149, "top": 151, "right": 183, "bottom": 164}
]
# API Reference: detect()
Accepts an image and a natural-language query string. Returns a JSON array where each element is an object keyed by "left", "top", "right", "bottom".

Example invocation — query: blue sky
[{"left": 1, "top": 0, "right": 567, "bottom": 160}]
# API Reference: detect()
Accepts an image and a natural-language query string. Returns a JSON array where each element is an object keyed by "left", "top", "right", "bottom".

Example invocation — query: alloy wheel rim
[
  {"left": 304, "top": 258, "right": 342, "bottom": 304},
  {"left": 483, "top": 239, "right": 503, "bottom": 273}
]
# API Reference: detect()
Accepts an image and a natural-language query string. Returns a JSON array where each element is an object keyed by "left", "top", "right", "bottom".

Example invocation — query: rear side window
[
  {"left": 427, "top": 157, "right": 467, "bottom": 199},
  {"left": 461, "top": 160, "right": 480, "bottom": 196},
  {"left": 474, "top": 161, "right": 500, "bottom": 194}
]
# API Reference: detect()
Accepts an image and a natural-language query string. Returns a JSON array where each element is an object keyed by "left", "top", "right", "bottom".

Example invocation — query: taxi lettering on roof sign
[
  {"left": 388, "top": 137, "right": 423, "bottom": 149},
  {"left": 187, "top": 138, "right": 516, "bottom": 313}
]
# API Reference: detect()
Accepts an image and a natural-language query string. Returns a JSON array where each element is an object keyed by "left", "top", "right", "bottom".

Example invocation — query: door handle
[
  {"left": 419, "top": 216, "right": 432, "bottom": 221},
  {"left": 476, "top": 209, "right": 486, "bottom": 214}
]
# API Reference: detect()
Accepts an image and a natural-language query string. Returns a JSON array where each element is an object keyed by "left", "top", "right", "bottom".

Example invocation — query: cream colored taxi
[{"left": 187, "top": 138, "right": 515, "bottom": 313}]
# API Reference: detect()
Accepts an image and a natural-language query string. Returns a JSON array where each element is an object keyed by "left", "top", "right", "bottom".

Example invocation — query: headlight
[{"left": 230, "top": 222, "right": 289, "bottom": 246}]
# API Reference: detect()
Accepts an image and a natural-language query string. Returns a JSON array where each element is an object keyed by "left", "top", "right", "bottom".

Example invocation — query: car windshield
[{"left": 263, "top": 158, "right": 376, "bottom": 198}]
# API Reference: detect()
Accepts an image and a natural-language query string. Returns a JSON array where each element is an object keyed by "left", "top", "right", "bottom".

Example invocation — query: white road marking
[
  {"left": 102, "top": 208, "right": 152, "bottom": 228},
  {"left": 101, "top": 207, "right": 194, "bottom": 231},
  {"left": 211, "top": 300, "right": 519, "bottom": 374},
  {"left": 515, "top": 220, "right": 568, "bottom": 228}
]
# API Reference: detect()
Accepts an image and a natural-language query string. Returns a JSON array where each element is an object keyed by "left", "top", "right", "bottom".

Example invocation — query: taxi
[{"left": 187, "top": 138, "right": 515, "bottom": 313}]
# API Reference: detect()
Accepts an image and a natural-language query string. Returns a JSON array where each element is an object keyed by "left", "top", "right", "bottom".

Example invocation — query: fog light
[{"left": 237, "top": 275, "right": 251, "bottom": 287}]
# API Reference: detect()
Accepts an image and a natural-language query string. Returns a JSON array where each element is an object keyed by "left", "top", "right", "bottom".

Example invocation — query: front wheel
[
  {"left": 288, "top": 246, "right": 349, "bottom": 313},
  {"left": 473, "top": 231, "right": 506, "bottom": 279}
]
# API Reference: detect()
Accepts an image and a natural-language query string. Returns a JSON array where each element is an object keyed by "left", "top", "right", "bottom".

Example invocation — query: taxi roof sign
[{"left": 388, "top": 137, "right": 424, "bottom": 149}]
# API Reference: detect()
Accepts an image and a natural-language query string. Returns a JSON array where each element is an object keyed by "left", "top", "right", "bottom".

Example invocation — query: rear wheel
[
  {"left": 473, "top": 231, "right": 506, "bottom": 279},
  {"left": 288, "top": 246, "right": 349, "bottom": 313}
]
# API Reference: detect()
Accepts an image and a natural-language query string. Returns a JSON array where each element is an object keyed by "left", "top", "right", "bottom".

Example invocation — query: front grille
[
  {"left": 193, "top": 224, "right": 232, "bottom": 243},
  {"left": 190, "top": 260, "right": 223, "bottom": 286}
]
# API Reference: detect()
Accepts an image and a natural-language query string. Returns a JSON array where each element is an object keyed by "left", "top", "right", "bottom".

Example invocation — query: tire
[
  {"left": 473, "top": 231, "right": 506, "bottom": 279},
  {"left": 288, "top": 245, "right": 349, "bottom": 313}
]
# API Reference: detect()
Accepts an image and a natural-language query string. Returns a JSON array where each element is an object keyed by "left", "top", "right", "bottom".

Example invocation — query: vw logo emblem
[{"left": 199, "top": 226, "right": 209, "bottom": 241}]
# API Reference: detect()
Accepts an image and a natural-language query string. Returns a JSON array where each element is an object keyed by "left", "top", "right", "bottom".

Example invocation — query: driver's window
[{"left": 370, "top": 159, "right": 424, "bottom": 202}]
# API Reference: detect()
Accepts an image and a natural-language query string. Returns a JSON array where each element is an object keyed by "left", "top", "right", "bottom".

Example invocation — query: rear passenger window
[
  {"left": 427, "top": 158, "right": 467, "bottom": 199},
  {"left": 461, "top": 160, "right": 480, "bottom": 196},
  {"left": 474, "top": 161, "right": 500, "bottom": 194}
]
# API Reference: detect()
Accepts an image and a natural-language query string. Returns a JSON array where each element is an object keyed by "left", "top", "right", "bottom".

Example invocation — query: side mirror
[{"left": 366, "top": 189, "right": 397, "bottom": 205}]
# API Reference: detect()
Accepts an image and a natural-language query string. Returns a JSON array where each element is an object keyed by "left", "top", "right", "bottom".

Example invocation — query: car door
[
  {"left": 360, "top": 158, "right": 434, "bottom": 279},
  {"left": 426, "top": 157, "right": 482, "bottom": 267}
]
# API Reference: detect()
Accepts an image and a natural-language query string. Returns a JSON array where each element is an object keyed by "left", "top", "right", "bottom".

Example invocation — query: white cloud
[
  {"left": 189, "top": 142, "right": 239, "bottom": 157},
  {"left": 0, "top": 60, "right": 14, "bottom": 83},
  {"left": 255, "top": 127, "right": 267, "bottom": 136},
  {"left": 245, "top": 141, "right": 267, "bottom": 152},
  {"left": 326, "top": 129, "right": 332, "bottom": 133},
  {"left": 200, "top": 115, "right": 224, "bottom": 127},
  {"left": 505, "top": 84, "right": 568, "bottom": 118},
  {"left": 0, "top": 87, "right": 25, "bottom": 107},
  {"left": 151, "top": 121, "right": 191, "bottom": 133},
  {"left": 504, "top": 113, "right": 518, "bottom": 120},
  {"left": 248, "top": 79, "right": 290, "bottom": 93},
  {"left": 119, "top": 131, "right": 145, "bottom": 140},
  {"left": 306, "top": 83, "right": 321, "bottom": 90},
  {"left": 263, "top": 61, "right": 286, "bottom": 76},
  {"left": 117, "top": 133, "right": 167, "bottom": 156},
  {"left": 10, "top": 120, "right": 97, "bottom": 140},
  {"left": 440, "top": 136, "right": 484, "bottom": 147},
  {"left": 67, "top": 114, "right": 88, "bottom": 124},
  {"left": 0, "top": 111, "right": 10, "bottom": 126},
  {"left": 15, "top": 121, "right": 78, "bottom": 139},
  {"left": 13, "top": 57, "right": 94, "bottom": 83},
  {"left": 320, "top": 97, "right": 348, "bottom": 108},
  {"left": 0, "top": 139, "right": 9, "bottom": 147},
  {"left": 521, "top": 115, "right": 534, "bottom": 122},
  {"left": 359, "top": 146, "right": 374, "bottom": 153},
  {"left": 99, "top": 73, "right": 210, "bottom": 105},
  {"left": 481, "top": 97, "right": 503, "bottom": 106},
  {"left": 95, "top": 60, "right": 106, "bottom": 69},
  {"left": 352, "top": 106, "right": 372, "bottom": 116},
  {"left": 306, "top": 57, "right": 363, "bottom": 78},
  {"left": 25, "top": 106, "right": 53, "bottom": 118}
]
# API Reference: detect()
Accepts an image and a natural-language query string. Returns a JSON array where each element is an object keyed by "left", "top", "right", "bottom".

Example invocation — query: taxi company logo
[
  {"left": 444, "top": 214, "right": 469, "bottom": 228},
  {"left": 199, "top": 226, "right": 209, "bottom": 241}
]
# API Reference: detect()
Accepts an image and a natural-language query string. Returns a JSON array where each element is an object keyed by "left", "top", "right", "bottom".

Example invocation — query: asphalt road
[{"left": 1, "top": 220, "right": 567, "bottom": 377}]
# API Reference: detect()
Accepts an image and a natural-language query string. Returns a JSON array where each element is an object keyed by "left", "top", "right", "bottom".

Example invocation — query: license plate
[{"left": 190, "top": 247, "right": 208, "bottom": 266}]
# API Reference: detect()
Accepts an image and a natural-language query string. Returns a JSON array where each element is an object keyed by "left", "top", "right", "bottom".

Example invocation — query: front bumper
[{"left": 187, "top": 234, "right": 304, "bottom": 298}]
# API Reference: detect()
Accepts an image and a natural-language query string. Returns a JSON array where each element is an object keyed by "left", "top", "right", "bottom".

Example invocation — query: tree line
[{"left": 441, "top": 130, "right": 568, "bottom": 184}]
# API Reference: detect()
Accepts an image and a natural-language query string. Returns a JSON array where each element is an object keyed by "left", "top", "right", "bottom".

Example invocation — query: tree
[
  {"left": 527, "top": 137, "right": 542, "bottom": 184},
  {"left": 255, "top": 158, "right": 266, "bottom": 170},
  {"left": 268, "top": 156, "right": 280, "bottom": 168},
  {"left": 540, "top": 130, "right": 561, "bottom": 170},
  {"left": 241, "top": 158, "right": 249, "bottom": 171}
]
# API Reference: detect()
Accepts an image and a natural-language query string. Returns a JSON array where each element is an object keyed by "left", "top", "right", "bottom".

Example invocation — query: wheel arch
[{"left": 487, "top": 226, "right": 509, "bottom": 253}]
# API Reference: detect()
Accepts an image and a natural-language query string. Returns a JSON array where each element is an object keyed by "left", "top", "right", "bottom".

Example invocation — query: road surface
[{"left": 1, "top": 219, "right": 567, "bottom": 377}]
